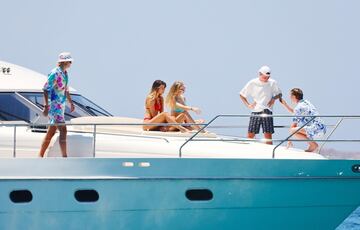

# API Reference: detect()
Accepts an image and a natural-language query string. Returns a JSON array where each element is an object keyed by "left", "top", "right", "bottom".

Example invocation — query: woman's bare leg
[
  {"left": 39, "top": 126, "right": 57, "bottom": 157},
  {"left": 143, "top": 112, "right": 188, "bottom": 132},
  {"left": 143, "top": 114, "right": 167, "bottom": 131},
  {"left": 168, "top": 113, "right": 188, "bottom": 131},
  {"left": 58, "top": 125, "right": 68, "bottom": 157},
  {"left": 183, "top": 111, "right": 204, "bottom": 131}
]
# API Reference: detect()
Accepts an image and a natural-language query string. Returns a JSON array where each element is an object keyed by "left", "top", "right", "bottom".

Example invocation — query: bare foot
[
  {"left": 305, "top": 142, "right": 319, "bottom": 152},
  {"left": 195, "top": 119, "right": 205, "bottom": 124},
  {"left": 286, "top": 141, "right": 293, "bottom": 149}
]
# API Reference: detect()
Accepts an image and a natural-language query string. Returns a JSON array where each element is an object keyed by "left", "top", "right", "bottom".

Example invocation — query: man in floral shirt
[
  {"left": 281, "top": 88, "right": 326, "bottom": 152},
  {"left": 39, "top": 52, "right": 75, "bottom": 157}
]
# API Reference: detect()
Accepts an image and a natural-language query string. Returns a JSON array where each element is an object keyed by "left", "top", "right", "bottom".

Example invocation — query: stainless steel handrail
[
  {"left": 178, "top": 114, "right": 360, "bottom": 158},
  {"left": 271, "top": 117, "right": 316, "bottom": 158},
  {"left": 93, "top": 125, "right": 96, "bottom": 157},
  {"left": 66, "top": 129, "right": 171, "bottom": 143},
  {"left": 13, "top": 126, "right": 16, "bottom": 158},
  {"left": 1, "top": 114, "right": 360, "bottom": 158},
  {"left": 318, "top": 117, "right": 344, "bottom": 154},
  {"left": 178, "top": 114, "right": 311, "bottom": 157},
  {"left": 185, "top": 138, "right": 360, "bottom": 142}
]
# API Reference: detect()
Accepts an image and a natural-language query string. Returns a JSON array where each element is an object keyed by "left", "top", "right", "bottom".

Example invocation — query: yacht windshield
[
  {"left": 0, "top": 92, "right": 112, "bottom": 122},
  {"left": 0, "top": 93, "right": 37, "bottom": 122}
]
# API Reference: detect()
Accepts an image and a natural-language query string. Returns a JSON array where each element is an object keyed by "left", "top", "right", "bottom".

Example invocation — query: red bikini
[{"left": 144, "top": 98, "right": 162, "bottom": 121}]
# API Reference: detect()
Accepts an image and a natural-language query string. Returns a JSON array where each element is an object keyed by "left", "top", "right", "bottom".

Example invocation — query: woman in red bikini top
[{"left": 143, "top": 80, "right": 188, "bottom": 132}]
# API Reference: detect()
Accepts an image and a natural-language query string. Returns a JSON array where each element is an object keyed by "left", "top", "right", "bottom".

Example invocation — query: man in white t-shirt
[{"left": 239, "top": 66, "right": 282, "bottom": 144}]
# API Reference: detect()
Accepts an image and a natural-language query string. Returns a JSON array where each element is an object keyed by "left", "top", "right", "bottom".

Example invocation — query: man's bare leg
[
  {"left": 291, "top": 128, "right": 318, "bottom": 152},
  {"left": 39, "top": 126, "right": 57, "bottom": 157},
  {"left": 58, "top": 126, "right": 68, "bottom": 157},
  {"left": 264, "top": 133, "right": 273, "bottom": 145}
]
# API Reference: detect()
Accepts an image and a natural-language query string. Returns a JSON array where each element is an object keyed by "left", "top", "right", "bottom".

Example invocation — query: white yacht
[{"left": 0, "top": 60, "right": 359, "bottom": 229}]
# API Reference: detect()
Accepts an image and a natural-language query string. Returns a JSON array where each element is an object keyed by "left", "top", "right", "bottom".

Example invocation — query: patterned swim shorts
[{"left": 248, "top": 109, "right": 274, "bottom": 134}]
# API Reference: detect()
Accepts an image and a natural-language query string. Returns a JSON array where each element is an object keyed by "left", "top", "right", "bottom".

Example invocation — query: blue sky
[{"left": 1, "top": 0, "right": 359, "bottom": 147}]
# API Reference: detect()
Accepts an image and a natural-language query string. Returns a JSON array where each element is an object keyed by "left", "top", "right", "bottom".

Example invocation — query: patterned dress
[
  {"left": 293, "top": 99, "right": 326, "bottom": 139},
  {"left": 43, "top": 67, "right": 69, "bottom": 124}
]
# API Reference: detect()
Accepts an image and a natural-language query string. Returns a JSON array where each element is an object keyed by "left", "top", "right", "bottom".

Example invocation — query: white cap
[
  {"left": 57, "top": 52, "right": 73, "bottom": 63},
  {"left": 258, "top": 65, "right": 271, "bottom": 76}
]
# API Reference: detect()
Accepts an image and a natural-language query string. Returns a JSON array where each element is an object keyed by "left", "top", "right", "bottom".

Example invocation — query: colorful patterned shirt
[
  {"left": 293, "top": 99, "right": 326, "bottom": 139},
  {"left": 43, "top": 67, "right": 69, "bottom": 124}
]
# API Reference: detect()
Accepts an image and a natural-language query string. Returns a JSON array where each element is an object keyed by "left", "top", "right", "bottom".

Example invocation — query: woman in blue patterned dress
[
  {"left": 38, "top": 52, "right": 75, "bottom": 157},
  {"left": 280, "top": 88, "right": 326, "bottom": 152}
]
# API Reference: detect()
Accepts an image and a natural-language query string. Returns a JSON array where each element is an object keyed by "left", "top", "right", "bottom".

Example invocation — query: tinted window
[
  {"left": 21, "top": 92, "right": 88, "bottom": 120},
  {"left": 71, "top": 95, "right": 112, "bottom": 117},
  {"left": 21, "top": 92, "right": 112, "bottom": 120},
  {"left": 0, "top": 93, "right": 37, "bottom": 122}
]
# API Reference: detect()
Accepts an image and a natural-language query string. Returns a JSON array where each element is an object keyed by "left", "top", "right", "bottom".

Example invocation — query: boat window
[
  {"left": 71, "top": 94, "right": 112, "bottom": 117},
  {"left": 0, "top": 93, "right": 37, "bottom": 122},
  {"left": 352, "top": 165, "right": 360, "bottom": 173},
  {"left": 185, "top": 189, "right": 213, "bottom": 201},
  {"left": 21, "top": 92, "right": 90, "bottom": 120},
  {"left": 20, "top": 92, "right": 112, "bottom": 119},
  {"left": 74, "top": 189, "right": 99, "bottom": 202},
  {"left": 10, "top": 190, "right": 33, "bottom": 203}
]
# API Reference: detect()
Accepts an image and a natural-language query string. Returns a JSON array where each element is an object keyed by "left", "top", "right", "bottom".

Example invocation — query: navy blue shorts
[{"left": 248, "top": 109, "right": 274, "bottom": 134}]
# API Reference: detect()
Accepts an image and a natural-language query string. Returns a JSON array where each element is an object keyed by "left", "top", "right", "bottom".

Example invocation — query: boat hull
[{"left": 0, "top": 158, "right": 359, "bottom": 230}]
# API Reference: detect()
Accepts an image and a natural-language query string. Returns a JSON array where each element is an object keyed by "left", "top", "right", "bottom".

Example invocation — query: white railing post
[
  {"left": 93, "top": 124, "right": 96, "bottom": 157},
  {"left": 13, "top": 126, "right": 16, "bottom": 158}
]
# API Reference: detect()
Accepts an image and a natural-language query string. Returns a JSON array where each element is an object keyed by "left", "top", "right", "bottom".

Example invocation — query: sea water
[{"left": 337, "top": 207, "right": 360, "bottom": 229}]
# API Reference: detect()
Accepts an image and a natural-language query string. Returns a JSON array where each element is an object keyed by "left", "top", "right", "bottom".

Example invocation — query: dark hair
[
  {"left": 290, "top": 88, "right": 303, "bottom": 100},
  {"left": 150, "top": 80, "right": 166, "bottom": 94}
]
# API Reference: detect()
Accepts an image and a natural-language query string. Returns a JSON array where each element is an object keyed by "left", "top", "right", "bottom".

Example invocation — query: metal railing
[
  {"left": 0, "top": 122, "right": 182, "bottom": 157},
  {"left": 178, "top": 114, "right": 360, "bottom": 158},
  {"left": 1, "top": 114, "right": 360, "bottom": 159}
]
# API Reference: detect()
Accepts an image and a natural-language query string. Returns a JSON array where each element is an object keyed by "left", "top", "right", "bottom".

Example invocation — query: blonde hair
[{"left": 166, "top": 81, "right": 184, "bottom": 109}]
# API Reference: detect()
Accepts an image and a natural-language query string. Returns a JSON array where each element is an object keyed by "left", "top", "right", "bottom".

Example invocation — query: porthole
[
  {"left": 74, "top": 189, "right": 99, "bottom": 202},
  {"left": 186, "top": 189, "right": 213, "bottom": 201},
  {"left": 352, "top": 164, "right": 360, "bottom": 173},
  {"left": 10, "top": 190, "right": 33, "bottom": 203}
]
